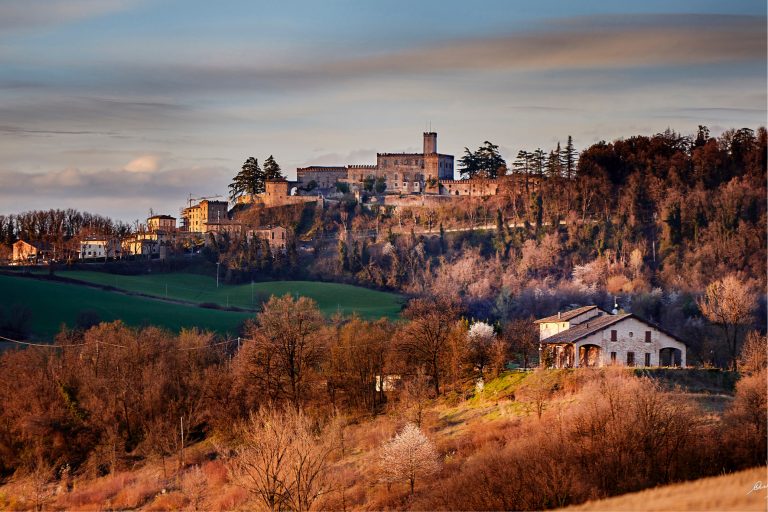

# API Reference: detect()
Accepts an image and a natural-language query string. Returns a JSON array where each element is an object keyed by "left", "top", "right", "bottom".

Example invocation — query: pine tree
[
  {"left": 263, "top": 155, "right": 283, "bottom": 181},
  {"left": 532, "top": 149, "right": 546, "bottom": 177},
  {"left": 561, "top": 136, "right": 577, "bottom": 181},
  {"left": 229, "top": 157, "right": 264, "bottom": 201},
  {"left": 459, "top": 141, "right": 506, "bottom": 179}
]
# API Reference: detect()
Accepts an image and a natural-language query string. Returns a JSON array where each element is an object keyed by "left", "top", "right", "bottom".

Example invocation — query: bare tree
[
  {"left": 241, "top": 295, "right": 326, "bottom": 409},
  {"left": 505, "top": 318, "right": 538, "bottom": 369},
  {"left": 400, "top": 368, "right": 432, "bottom": 426},
  {"left": 228, "top": 407, "right": 338, "bottom": 512},
  {"left": 182, "top": 465, "right": 207, "bottom": 511},
  {"left": 697, "top": 275, "right": 757, "bottom": 368},
  {"left": 379, "top": 423, "right": 441, "bottom": 495},
  {"left": 396, "top": 297, "right": 461, "bottom": 395},
  {"left": 737, "top": 330, "right": 767, "bottom": 375}
]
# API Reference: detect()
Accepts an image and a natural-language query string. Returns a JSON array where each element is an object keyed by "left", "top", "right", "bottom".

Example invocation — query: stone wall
[
  {"left": 296, "top": 166, "right": 348, "bottom": 189},
  {"left": 575, "top": 317, "right": 687, "bottom": 367}
]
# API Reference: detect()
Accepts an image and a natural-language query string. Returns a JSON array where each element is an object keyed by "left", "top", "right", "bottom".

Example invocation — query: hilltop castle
[{"left": 297, "top": 132, "right": 452, "bottom": 195}]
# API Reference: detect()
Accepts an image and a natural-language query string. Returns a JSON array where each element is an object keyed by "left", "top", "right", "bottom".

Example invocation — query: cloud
[
  {"left": 0, "top": 166, "right": 231, "bottom": 203},
  {"left": 97, "top": 13, "right": 762, "bottom": 96},
  {"left": 123, "top": 155, "right": 160, "bottom": 173},
  {"left": 0, "top": 0, "right": 144, "bottom": 33}
]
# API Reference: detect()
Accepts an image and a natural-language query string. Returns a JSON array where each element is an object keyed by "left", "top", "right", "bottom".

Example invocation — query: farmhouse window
[
  {"left": 645, "top": 353, "right": 651, "bottom": 366},
  {"left": 610, "top": 330, "right": 617, "bottom": 341},
  {"left": 627, "top": 352, "right": 635, "bottom": 366},
  {"left": 645, "top": 331, "right": 651, "bottom": 343},
  {"left": 610, "top": 352, "right": 616, "bottom": 363}
]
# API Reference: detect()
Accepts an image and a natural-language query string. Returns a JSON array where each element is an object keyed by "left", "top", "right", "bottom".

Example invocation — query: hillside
[
  {"left": 560, "top": 465, "right": 768, "bottom": 512},
  {"left": 0, "top": 274, "right": 250, "bottom": 340},
  {"left": 0, "top": 367, "right": 758, "bottom": 511}
]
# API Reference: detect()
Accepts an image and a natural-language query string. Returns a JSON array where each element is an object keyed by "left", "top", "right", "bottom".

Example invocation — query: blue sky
[{"left": 0, "top": 0, "right": 765, "bottom": 221}]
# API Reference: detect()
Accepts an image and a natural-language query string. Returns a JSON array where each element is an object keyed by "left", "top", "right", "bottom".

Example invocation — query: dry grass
[{"left": 560, "top": 466, "right": 768, "bottom": 511}]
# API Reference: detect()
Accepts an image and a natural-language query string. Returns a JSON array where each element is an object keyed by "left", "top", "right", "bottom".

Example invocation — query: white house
[
  {"left": 79, "top": 237, "right": 121, "bottom": 260},
  {"left": 536, "top": 306, "right": 687, "bottom": 368}
]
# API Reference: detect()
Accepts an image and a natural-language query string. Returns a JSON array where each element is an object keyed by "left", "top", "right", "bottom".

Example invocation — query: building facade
[
  {"left": 147, "top": 215, "right": 176, "bottom": 232},
  {"left": 12, "top": 240, "right": 50, "bottom": 264},
  {"left": 181, "top": 200, "right": 229, "bottom": 233},
  {"left": 79, "top": 237, "right": 121, "bottom": 260},
  {"left": 248, "top": 225, "right": 288, "bottom": 253},
  {"left": 296, "top": 132, "right": 455, "bottom": 195},
  {"left": 537, "top": 306, "right": 687, "bottom": 368}
]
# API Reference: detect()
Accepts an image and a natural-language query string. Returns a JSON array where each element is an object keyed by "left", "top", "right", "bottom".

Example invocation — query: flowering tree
[
  {"left": 379, "top": 423, "right": 441, "bottom": 495},
  {"left": 467, "top": 321, "right": 496, "bottom": 375}
]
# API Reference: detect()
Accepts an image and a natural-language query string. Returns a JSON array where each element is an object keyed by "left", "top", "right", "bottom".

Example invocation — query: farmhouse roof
[
  {"left": 541, "top": 313, "right": 630, "bottom": 344},
  {"left": 541, "top": 313, "right": 688, "bottom": 346},
  {"left": 13, "top": 239, "right": 52, "bottom": 251},
  {"left": 534, "top": 305, "right": 599, "bottom": 324}
]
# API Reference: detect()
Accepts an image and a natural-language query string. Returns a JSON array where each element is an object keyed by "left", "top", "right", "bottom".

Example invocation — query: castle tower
[
  {"left": 265, "top": 179, "right": 290, "bottom": 207},
  {"left": 423, "top": 132, "right": 437, "bottom": 155}
]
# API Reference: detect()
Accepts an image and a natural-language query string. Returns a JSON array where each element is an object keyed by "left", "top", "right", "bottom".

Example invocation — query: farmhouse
[
  {"left": 536, "top": 306, "right": 687, "bottom": 368},
  {"left": 79, "top": 237, "right": 121, "bottom": 260},
  {"left": 12, "top": 240, "right": 52, "bottom": 264}
]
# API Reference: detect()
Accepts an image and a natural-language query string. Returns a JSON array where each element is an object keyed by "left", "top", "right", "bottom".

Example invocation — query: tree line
[{"left": 0, "top": 294, "right": 540, "bottom": 478}]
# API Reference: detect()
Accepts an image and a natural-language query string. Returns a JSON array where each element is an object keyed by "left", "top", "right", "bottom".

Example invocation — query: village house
[
  {"left": 536, "top": 305, "right": 687, "bottom": 368},
  {"left": 247, "top": 225, "right": 288, "bottom": 253},
  {"left": 79, "top": 237, "right": 121, "bottom": 260},
  {"left": 205, "top": 220, "right": 245, "bottom": 237},
  {"left": 147, "top": 214, "right": 176, "bottom": 232},
  {"left": 12, "top": 240, "right": 52, "bottom": 264},
  {"left": 181, "top": 200, "right": 229, "bottom": 233}
]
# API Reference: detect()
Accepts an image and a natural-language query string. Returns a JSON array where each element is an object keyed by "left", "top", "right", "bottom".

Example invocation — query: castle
[{"left": 295, "top": 132, "right": 518, "bottom": 198}]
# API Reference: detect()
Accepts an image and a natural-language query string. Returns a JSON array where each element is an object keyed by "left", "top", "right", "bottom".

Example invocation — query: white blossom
[{"left": 379, "top": 423, "right": 440, "bottom": 494}]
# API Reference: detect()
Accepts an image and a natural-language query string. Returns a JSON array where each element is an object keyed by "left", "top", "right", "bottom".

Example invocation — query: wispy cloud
[
  {"left": 0, "top": 166, "right": 230, "bottom": 199},
  {"left": 0, "top": 0, "right": 144, "bottom": 33},
  {"left": 103, "top": 14, "right": 764, "bottom": 95}
]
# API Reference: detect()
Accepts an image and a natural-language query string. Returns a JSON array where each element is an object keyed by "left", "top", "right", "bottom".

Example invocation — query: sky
[{"left": 0, "top": 0, "right": 765, "bottom": 222}]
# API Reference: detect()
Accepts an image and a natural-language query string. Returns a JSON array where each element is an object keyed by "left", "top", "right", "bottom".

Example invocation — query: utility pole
[{"left": 179, "top": 416, "right": 185, "bottom": 469}]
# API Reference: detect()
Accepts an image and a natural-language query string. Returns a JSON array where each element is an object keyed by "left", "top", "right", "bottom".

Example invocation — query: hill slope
[{"left": 561, "top": 465, "right": 768, "bottom": 512}]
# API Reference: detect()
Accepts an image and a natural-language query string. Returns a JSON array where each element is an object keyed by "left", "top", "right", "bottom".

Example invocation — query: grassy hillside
[
  {"left": 560, "top": 465, "right": 768, "bottom": 511},
  {"left": 0, "top": 274, "right": 250, "bottom": 340},
  {"left": 57, "top": 270, "right": 404, "bottom": 319}
]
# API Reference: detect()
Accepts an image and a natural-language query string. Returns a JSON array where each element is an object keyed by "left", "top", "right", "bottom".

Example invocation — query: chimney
[{"left": 558, "top": 311, "right": 561, "bottom": 319}]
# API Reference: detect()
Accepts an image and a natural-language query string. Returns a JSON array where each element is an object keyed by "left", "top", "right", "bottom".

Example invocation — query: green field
[
  {"left": 0, "top": 274, "right": 251, "bottom": 341},
  {"left": 56, "top": 271, "right": 404, "bottom": 319}
]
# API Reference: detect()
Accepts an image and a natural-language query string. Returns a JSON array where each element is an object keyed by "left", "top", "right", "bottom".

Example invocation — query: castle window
[
  {"left": 645, "top": 331, "right": 651, "bottom": 343},
  {"left": 627, "top": 352, "right": 635, "bottom": 366},
  {"left": 610, "top": 330, "right": 617, "bottom": 341},
  {"left": 610, "top": 352, "right": 616, "bottom": 363},
  {"left": 644, "top": 353, "right": 651, "bottom": 366}
]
